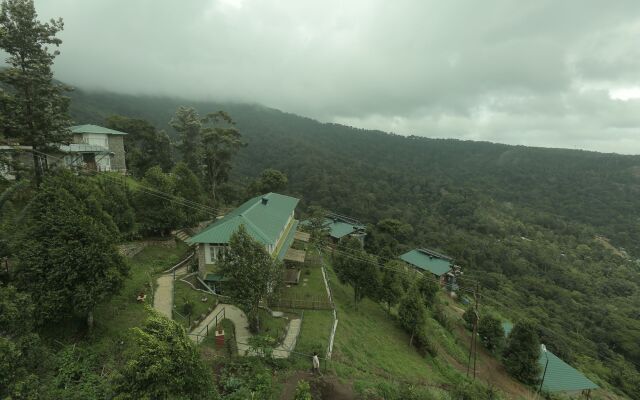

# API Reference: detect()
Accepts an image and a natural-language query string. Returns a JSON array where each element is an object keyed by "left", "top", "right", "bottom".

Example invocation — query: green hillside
[{"left": 65, "top": 88, "right": 640, "bottom": 398}]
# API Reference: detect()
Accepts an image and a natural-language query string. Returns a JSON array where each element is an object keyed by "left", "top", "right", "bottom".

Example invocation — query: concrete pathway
[
  {"left": 189, "top": 304, "right": 253, "bottom": 356},
  {"left": 188, "top": 303, "right": 301, "bottom": 359},
  {"left": 153, "top": 275, "right": 174, "bottom": 318},
  {"left": 273, "top": 318, "right": 302, "bottom": 359}
]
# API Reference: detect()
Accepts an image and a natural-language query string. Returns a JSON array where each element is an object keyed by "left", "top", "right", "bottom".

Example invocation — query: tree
[
  {"left": 415, "top": 275, "right": 439, "bottom": 308},
  {"left": 105, "top": 115, "right": 174, "bottom": 176},
  {"left": 398, "top": 285, "right": 427, "bottom": 346},
  {"left": 14, "top": 177, "right": 128, "bottom": 327},
  {"left": 201, "top": 111, "right": 244, "bottom": 203},
  {"left": 0, "top": 285, "right": 34, "bottom": 337},
  {"left": 114, "top": 309, "right": 212, "bottom": 399},
  {"left": 95, "top": 176, "right": 136, "bottom": 238},
  {"left": 503, "top": 321, "right": 541, "bottom": 384},
  {"left": 172, "top": 161, "right": 206, "bottom": 226},
  {"left": 134, "top": 166, "right": 185, "bottom": 236},
  {"left": 478, "top": 315, "right": 505, "bottom": 352},
  {"left": 219, "top": 225, "right": 281, "bottom": 332},
  {"left": 170, "top": 106, "right": 202, "bottom": 176},
  {"left": 379, "top": 261, "right": 404, "bottom": 312},
  {"left": 0, "top": 0, "right": 71, "bottom": 187},
  {"left": 306, "top": 205, "right": 329, "bottom": 245},
  {"left": 333, "top": 236, "right": 380, "bottom": 309},
  {"left": 250, "top": 168, "right": 288, "bottom": 195}
]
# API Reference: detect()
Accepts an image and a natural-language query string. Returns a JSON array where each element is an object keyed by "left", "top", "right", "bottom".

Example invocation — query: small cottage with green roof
[
  {"left": 188, "top": 192, "right": 302, "bottom": 286},
  {"left": 324, "top": 213, "right": 367, "bottom": 244},
  {"left": 400, "top": 248, "right": 454, "bottom": 285},
  {"left": 502, "top": 322, "right": 599, "bottom": 396}
]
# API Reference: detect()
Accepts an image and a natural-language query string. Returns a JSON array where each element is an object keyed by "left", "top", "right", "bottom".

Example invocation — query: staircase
[{"left": 173, "top": 229, "right": 194, "bottom": 246}]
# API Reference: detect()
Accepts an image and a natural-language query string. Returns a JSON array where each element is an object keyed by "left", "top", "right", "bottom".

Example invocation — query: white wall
[{"left": 82, "top": 133, "right": 108, "bottom": 148}]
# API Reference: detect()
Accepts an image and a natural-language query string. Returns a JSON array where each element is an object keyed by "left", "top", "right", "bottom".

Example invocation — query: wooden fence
[{"left": 269, "top": 295, "right": 332, "bottom": 310}]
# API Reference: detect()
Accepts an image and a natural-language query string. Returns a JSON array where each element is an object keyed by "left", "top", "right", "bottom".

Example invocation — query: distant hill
[{"left": 69, "top": 88, "right": 640, "bottom": 257}]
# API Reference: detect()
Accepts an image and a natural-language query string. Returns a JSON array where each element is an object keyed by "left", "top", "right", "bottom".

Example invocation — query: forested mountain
[{"left": 68, "top": 88, "right": 640, "bottom": 396}]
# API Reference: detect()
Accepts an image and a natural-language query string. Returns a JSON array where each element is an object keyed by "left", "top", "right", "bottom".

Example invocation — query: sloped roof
[
  {"left": 502, "top": 322, "right": 598, "bottom": 393},
  {"left": 71, "top": 124, "right": 128, "bottom": 136},
  {"left": 324, "top": 214, "right": 366, "bottom": 239},
  {"left": 188, "top": 192, "right": 299, "bottom": 246},
  {"left": 400, "top": 248, "right": 452, "bottom": 276},
  {"left": 539, "top": 350, "right": 598, "bottom": 393}
]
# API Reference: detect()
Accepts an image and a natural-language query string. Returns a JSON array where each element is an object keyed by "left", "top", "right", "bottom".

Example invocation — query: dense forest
[{"left": 67, "top": 88, "right": 640, "bottom": 397}]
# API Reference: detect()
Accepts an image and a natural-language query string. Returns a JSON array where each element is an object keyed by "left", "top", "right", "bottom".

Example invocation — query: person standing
[{"left": 312, "top": 352, "right": 320, "bottom": 374}]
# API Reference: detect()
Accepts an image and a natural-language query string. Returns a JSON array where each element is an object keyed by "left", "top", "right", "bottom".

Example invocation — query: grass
[
  {"left": 173, "top": 278, "right": 217, "bottom": 329},
  {"left": 320, "top": 255, "right": 460, "bottom": 387},
  {"left": 81, "top": 242, "right": 192, "bottom": 369},
  {"left": 258, "top": 308, "right": 288, "bottom": 343},
  {"left": 279, "top": 263, "right": 329, "bottom": 302}
]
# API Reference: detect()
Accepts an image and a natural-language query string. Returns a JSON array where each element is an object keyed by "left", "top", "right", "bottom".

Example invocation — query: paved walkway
[
  {"left": 188, "top": 303, "right": 301, "bottom": 359},
  {"left": 273, "top": 318, "right": 302, "bottom": 359},
  {"left": 153, "top": 275, "right": 174, "bottom": 318}
]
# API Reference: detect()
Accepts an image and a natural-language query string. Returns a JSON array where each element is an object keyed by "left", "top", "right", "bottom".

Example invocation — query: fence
[
  {"left": 318, "top": 247, "right": 338, "bottom": 360},
  {"left": 269, "top": 295, "right": 332, "bottom": 310},
  {"left": 189, "top": 306, "right": 226, "bottom": 344}
]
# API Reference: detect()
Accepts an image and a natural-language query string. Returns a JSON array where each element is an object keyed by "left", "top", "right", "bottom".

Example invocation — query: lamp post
[{"left": 537, "top": 344, "right": 549, "bottom": 399}]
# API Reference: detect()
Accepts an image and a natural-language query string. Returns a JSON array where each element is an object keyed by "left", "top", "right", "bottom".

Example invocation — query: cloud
[{"left": 30, "top": 0, "right": 640, "bottom": 154}]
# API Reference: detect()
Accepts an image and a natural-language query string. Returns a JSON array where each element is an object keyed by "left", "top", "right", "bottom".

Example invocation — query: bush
[
  {"left": 294, "top": 380, "right": 312, "bottom": 400},
  {"left": 478, "top": 315, "right": 505, "bottom": 352},
  {"left": 434, "top": 305, "right": 453, "bottom": 332},
  {"left": 462, "top": 308, "right": 477, "bottom": 330},
  {"left": 414, "top": 328, "right": 438, "bottom": 358}
]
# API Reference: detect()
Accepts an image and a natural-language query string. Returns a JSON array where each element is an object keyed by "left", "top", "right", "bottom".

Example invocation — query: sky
[{"left": 30, "top": 0, "right": 640, "bottom": 154}]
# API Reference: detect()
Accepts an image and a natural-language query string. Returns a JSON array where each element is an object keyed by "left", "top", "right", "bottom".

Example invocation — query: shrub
[
  {"left": 414, "top": 328, "right": 438, "bottom": 358},
  {"left": 294, "top": 380, "right": 312, "bottom": 400}
]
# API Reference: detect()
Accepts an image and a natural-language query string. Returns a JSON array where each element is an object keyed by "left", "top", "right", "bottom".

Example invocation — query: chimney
[{"left": 261, "top": 197, "right": 268, "bottom": 205}]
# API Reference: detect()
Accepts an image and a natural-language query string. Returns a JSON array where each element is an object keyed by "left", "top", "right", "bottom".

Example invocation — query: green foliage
[
  {"left": 365, "top": 218, "right": 413, "bottom": 259},
  {"left": 0, "top": 0, "right": 71, "bottom": 186},
  {"left": 47, "top": 346, "right": 110, "bottom": 400},
  {"left": 172, "top": 161, "right": 207, "bottom": 225},
  {"left": 14, "top": 176, "right": 128, "bottom": 325},
  {"left": 333, "top": 237, "right": 381, "bottom": 309},
  {"left": 294, "top": 380, "right": 312, "bottom": 400},
  {"left": 249, "top": 168, "right": 288, "bottom": 195},
  {"left": 0, "top": 284, "right": 34, "bottom": 336},
  {"left": 478, "top": 315, "right": 505, "bottom": 352},
  {"left": 415, "top": 275, "right": 440, "bottom": 308},
  {"left": 379, "top": 261, "right": 404, "bottom": 312},
  {"left": 219, "top": 225, "right": 281, "bottom": 332},
  {"left": 95, "top": 175, "right": 136, "bottom": 238},
  {"left": 398, "top": 285, "right": 427, "bottom": 346},
  {"left": 133, "top": 166, "right": 186, "bottom": 235},
  {"left": 170, "top": 106, "right": 203, "bottom": 176},
  {"left": 462, "top": 308, "right": 476, "bottom": 330},
  {"left": 306, "top": 205, "right": 330, "bottom": 245},
  {"left": 503, "top": 321, "right": 541, "bottom": 385},
  {"left": 105, "top": 115, "right": 174, "bottom": 176},
  {"left": 114, "top": 309, "right": 212, "bottom": 399},
  {"left": 218, "top": 358, "right": 274, "bottom": 399}
]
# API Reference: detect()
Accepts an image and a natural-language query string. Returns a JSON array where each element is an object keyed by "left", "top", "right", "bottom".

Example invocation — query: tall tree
[
  {"left": 306, "top": 205, "right": 329, "bottom": 245},
  {"left": 14, "top": 176, "right": 128, "bottom": 328},
  {"left": 503, "top": 321, "right": 541, "bottom": 385},
  {"left": 0, "top": 0, "right": 71, "bottom": 186},
  {"left": 201, "top": 111, "right": 244, "bottom": 203},
  {"left": 249, "top": 168, "right": 288, "bottom": 195},
  {"left": 134, "top": 166, "right": 186, "bottom": 236},
  {"left": 105, "top": 115, "right": 174, "bottom": 176},
  {"left": 398, "top": 285, "right": 427, "bottom": 346},
  {"left": 219, "top": 225, "right": 281, "bottom": 332},
  {"left": 172, "top": 161, "right": 206, "bottom": 226},
  {"left": 170, "top": 106, "right": 202, "bottom": 176},
  {"left": 114, "top": 310, "right": 213, "bottom": 399},
  {"left": 379, "top": 261, "right": 405, "bottom": 312},
  {"left": 478, "top": 315, "right": 505, "bottom": 352},
  {"left": 333, "top": 236, "right": 380, "bottom": 309}
]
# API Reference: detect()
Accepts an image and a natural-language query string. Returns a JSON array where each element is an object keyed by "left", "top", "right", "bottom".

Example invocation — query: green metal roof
[
  {"left": 539, "top": 350, "right": 598, "bottom": 393},
  {"left": 324, "top": 216, "right": 366, "bottom": 239},
  {"left": 188, "top": 192, "right": 299, "bottom": 246},
  {"left": 71, "top": 124, "right": 128, "bottom": 136},
  {"left": 502, "top": 322, "right": 598, "bottom": 393},
  {"left": 276, "top": 220, "right": 299, "bottom": 261},
  {"left": 400, "top": 249, "right": 452, "bottom": 277}
]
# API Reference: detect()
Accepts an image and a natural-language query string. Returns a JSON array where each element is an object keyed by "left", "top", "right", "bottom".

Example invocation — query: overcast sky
[{"left": 32, "top": 0, "right": 640, "bottom": 154}]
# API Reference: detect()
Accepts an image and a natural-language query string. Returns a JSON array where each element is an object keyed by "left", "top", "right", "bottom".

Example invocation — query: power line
[{"left": 25, "top": 147, "right": 218, "bottom": 215}]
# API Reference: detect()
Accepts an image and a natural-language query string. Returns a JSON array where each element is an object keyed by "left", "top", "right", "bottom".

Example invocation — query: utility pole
[{"left": 467, "top": 283, "right": 480, "bottom": 379}]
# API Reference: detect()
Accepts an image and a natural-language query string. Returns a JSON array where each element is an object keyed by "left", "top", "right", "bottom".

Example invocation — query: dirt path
[{"left": 279, "top": 372, "right": 356, "bottom": 400}]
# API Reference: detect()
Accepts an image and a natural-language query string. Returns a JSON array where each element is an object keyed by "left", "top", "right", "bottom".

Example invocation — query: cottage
[
  {"left": 324, "top": 212, "right": 367, "bottom": 245},
  {"left": 502, "top": 322, "right": 598, "bottom": 396},
  {"left": 399, "top": 248, "right": 455, "bottom": 286},
  {"left": 0, "top": 124, "right": 128, "bottom": 179},
  {"left": 187, "top": 192, "right": 303, "bottom": 289}
]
